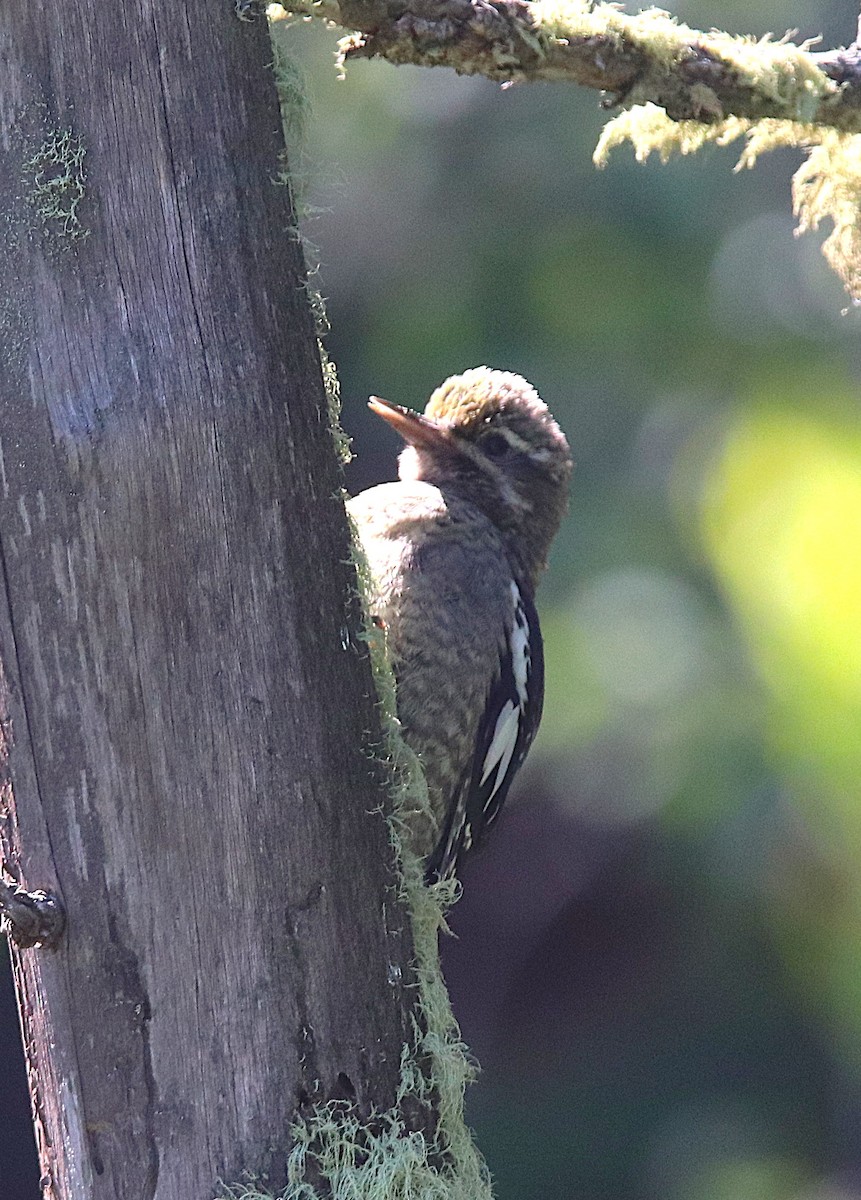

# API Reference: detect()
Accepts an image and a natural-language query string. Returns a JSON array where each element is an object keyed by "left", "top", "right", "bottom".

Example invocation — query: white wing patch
[
  {"left": 429, "top": 578, "right": 543, "bottom": 880},
  {"left": 478, "top": 581, "right": 532, "bottom": 799},
  {"left": 480, "top": 700, "right": 518, "bottom": 787}
]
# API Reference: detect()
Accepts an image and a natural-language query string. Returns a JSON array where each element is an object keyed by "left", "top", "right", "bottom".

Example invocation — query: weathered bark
[{"left": 0, "top": 2, "right": 416, "bottom": 1198}]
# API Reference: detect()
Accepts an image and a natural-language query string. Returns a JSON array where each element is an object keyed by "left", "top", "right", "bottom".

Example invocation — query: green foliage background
[{"left": 285, "top": 2, "right": 861, "bottom": 1197}]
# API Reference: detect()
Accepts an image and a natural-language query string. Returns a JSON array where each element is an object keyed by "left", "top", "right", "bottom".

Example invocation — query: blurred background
[{"left": 3, "top": 1, "right": 861, "bottom": 1195}]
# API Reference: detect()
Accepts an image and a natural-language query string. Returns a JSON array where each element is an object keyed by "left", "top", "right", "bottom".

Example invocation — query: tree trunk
[{"left": 0, "top": 2, "right": 416, "bottom": 1198}]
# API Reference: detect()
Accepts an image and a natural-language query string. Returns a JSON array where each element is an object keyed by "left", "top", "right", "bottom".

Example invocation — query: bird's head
[{"left": 369, "top": 367, "right": 572, "bottom": 585}]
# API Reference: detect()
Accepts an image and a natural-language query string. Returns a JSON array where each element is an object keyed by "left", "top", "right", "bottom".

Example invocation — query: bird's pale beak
[{"left": 368, "top": 397, "right": 452, "bottom": 450}]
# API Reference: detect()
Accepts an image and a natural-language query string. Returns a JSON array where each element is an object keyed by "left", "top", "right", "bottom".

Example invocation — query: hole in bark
[{"left": 330, "top": 1072, "right": 357, "bottom": 1103}]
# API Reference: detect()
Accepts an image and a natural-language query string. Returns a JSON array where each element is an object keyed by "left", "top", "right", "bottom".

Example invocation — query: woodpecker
[{"left": 348, "top": 367, "right": 572, "bottom": 881}]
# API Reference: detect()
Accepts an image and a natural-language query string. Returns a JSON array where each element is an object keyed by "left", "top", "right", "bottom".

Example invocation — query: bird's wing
[{"left": 426, "top": 580, "right": 544, "bottom": 882}]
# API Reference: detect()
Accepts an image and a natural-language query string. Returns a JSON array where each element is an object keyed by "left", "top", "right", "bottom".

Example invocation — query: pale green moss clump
[
  {"left": 739, "top": 123, "right": 861, "bottom": 302},
  {"left": 593, "top": 101, "right": 745, "bottom": 163},
  {"left": 533, "top": 0, "right": 703, "bottom": 63},
  {"left": 792, "top": 133, "right": 861, "bottom": 302},
  {"left": 320, "top": 341, "right": 352, "bottom": 464},
  {"left": 23, "top": 128, "right": 88, "bottom": 242},
  {"left": 532, "top": 2, "right": 834, "bottom": 120}
]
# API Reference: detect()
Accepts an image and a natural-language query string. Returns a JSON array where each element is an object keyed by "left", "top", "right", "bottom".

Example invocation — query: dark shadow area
[{"left": 0, "top": 949, "right": 39, "bottom": 1199}]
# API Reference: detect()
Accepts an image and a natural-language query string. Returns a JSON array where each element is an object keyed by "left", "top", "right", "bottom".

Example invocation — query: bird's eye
[{"left": 481, "top": 432, "right": 510, "bottom": 459}]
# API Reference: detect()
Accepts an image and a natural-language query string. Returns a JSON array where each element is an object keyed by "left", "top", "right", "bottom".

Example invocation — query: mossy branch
[
  {"left": 275, "top": 0, "right": 860, "bottom": 131},
  {"left": 272, "top": 0, "right": 861, "bottom": 299}
]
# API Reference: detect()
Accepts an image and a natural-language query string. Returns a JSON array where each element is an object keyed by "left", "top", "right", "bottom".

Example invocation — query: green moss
[
  {"left": 320, "top": 339, "right": 352, "bottom": 465},
  {"left": 747, "top": 125, "right": 861, "bottom": 304},
  {"left": 532, "top": 1, "right": 834, "bottom": 119},
  {"left": 23, "top": 128, "right": 88, "bottom": 243},
  {"left": 533, "top": 0, "right": 693, "bottom": 62},
  {"left": 792, "top": 134, "right": 861, "bottom": 301},
  {"left": 593, "top": 101, "right": 741, "bottom": 165}
]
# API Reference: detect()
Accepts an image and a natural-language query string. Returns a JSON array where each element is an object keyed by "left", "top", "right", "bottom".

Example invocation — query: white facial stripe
[
  {"left": 487, "top": 425, "right": 552, "bottom": 464},
  {"left": 495, "top": 427, "right": 531, "bottom": 454},
  {"left": 460, "top": 440, "right": 528, "bottom": 511}
]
